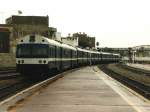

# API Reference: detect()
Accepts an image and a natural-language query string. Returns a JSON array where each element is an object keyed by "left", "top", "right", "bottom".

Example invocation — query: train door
[
  {"left": 60, "top": 47, "right": 63, "bottom": 70},
  {"left": 48, "top": 45, "right": 56, "bottom": 70},
  {"left": 56, "top": 46, "right": 61, "bottom": 71},
  {"left": 90, "top": 53, "right": 92, "bottom": 66},
  {"left": 77, "top": 50, "right": 79, "bottom": 66},
  {"left": 71, "top": 50, "right": 73, "bottom": 68}
]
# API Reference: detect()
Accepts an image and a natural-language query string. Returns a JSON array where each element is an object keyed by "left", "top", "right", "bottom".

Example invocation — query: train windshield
[{"left": 16, "top": 44, "right": 49, "bottom": 58}]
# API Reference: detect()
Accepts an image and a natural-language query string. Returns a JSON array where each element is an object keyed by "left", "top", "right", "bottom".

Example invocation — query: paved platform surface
[
  {"left": 127, "top": 63, "right": 150, "bottom": 71},
  {"left": 8, "top": 66, "right": 150, "bottom": 112}
]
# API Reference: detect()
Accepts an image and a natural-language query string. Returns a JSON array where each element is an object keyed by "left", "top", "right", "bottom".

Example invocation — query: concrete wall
[{"left": 0, "top": 53, "right": 16, "bottom": 68}]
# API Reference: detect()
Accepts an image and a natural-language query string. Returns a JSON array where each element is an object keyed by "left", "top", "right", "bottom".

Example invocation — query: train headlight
[
  {"left": 39, "top": 60, "right": 42, "bottom": 63},
  {"left": 43, "top": 60, "right": 46, "bottom": 63},
  {"left": 18, "top": 60, "right": 20, "bottom": 64},
  {"left": 22, "top": 60, "right": 24, "bottom": 63}
]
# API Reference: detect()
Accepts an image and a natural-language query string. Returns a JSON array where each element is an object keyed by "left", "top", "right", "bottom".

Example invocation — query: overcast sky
[{"left": 0, "top": 0, "right": 150, "bottom": 48}]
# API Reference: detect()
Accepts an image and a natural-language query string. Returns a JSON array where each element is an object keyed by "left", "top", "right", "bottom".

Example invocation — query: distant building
[
  {"left": 132, "top": 45, "right": 150, "bottom": 57},
  {"left": 48, "top": 27, "right": 61, "bottom": 41},
  {"left": 61, "top": 36, "right": 78, "bottom": 47},
  {"left": 72, "top": 32, "right": 95, "bottom": 48},
  {"left": 100, "top": 47, "right": 128, "bottom": 57},
  {"left": 48, "top": 27, "right": 57, "bottom": 39}
]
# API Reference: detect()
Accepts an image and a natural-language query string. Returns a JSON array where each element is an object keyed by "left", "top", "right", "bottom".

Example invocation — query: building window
[{"left": 0, "top": 31, "right": 10, "bottom": 53}]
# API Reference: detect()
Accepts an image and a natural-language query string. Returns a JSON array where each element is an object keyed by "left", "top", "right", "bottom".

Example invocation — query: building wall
[
  {"left": 55, "top": 32, "right": 61, "bottom": 41},
  {"left": 9, "top": 24, "right": 48, "bottom": 54},
  {"left": 0, "top": 25, "right": 12, "bottom": 53},
  {"left": 0, "top": 53, "right": 16, "bottom": 67},
  {"left": 6, "top": 15, "right": 49, "bottom": 54},
  {"left": 6, "top": 15, "right": 49, "bottom": 26},
  {"left": 48, "top": 27, "right": 57, "bottom": 39},
  {"left": 73, "top": 33, "right": 95, "bottom": 48},
  {"left": 0, "top": 31, "right": 10, "bottom": 53},
  {"left": 78, "top": 36, "right": 95, "bottom": 48}
]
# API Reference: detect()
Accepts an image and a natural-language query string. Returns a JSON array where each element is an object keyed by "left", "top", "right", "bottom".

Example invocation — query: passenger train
[{"left": 16, "top": 34, "right": 120, "bottom": 77}]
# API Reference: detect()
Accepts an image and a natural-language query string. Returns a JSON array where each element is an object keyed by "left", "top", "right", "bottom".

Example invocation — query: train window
[
  {"left": 62, "top": 48, "right": 67, "bottom": 58},
  {"left": 67, "top": 50, "right": 69, "bottom": 58},
  {"left": 71, "top": 50, "right": 74, "bottom": 58},
  {"left": 77, "top": 51, "right": 82, "bottom": 58},
  {"left": 66, "top": 49, "right": 70, "bottom": 58},
  {"left": 80, "top": 51, "right": 83, "bottom": 58},
  {"left": 49, "top": 45, "right": 56, "bottom": 58},
  {"left": 56, "top": 47, "right": 61, "bottom": 58},
  {"left": 49, "top": 47, "right": 51, "bottom": 57},
  {"left": 32, "top": 45, "right": 48, "bottom": 57},
  {"left": 16, "top": 44, "right": 30, "bottom": 57},
  {"left": 16, "top": 44, "right": 49, "bottom": 58},
  {"left": 63, "top": 49, "right": 66, "bottom": 58},
  {"left": 84, "top": 52, "right": 86, "bottom": 58},
  {"left": 75, "top": 51, "right": 77, "bottom": 58},
  {"left": 56, "top": 47, "right": 60, "bottom": 57},
  {"left": 72, "top": 51, "right": 77, "bottom": 58},
  {"left": 64, "top": 49, "right": 67, "bottom": 58}
]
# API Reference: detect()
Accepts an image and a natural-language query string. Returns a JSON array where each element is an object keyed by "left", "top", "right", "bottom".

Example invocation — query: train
[{"left": 16, "top": 34, "right": 120, "bottom": 77}]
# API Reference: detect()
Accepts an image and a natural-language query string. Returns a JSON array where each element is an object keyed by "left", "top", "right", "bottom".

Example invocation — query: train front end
[{"left": 16, "top": 35, "right": 49, "bottom": 75}]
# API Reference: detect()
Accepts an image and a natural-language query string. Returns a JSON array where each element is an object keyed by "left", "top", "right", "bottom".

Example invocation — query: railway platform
[
  {"left": 127, "top": 63, "right": 150, "bottom": 71},
  {"left": 7, "top": 66, "right": 150, "bottom": 112}
]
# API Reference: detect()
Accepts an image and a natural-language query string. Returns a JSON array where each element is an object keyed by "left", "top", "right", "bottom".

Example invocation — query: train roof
[
  {"left": 77, "top": 48, "right": 101, "bottom": 54},
  {"left": 61, "top": 43, "right": 76, "bottom": 51},
  {"left": 17, "top": 35, "right": 120, "bottom": 55},
  {"left": 77, "top": 48, "right": 89, "bottom": 52},
  {"left": 101, "top": 52, "right": 120, "bottom": 56},
  {"left": 17, "top": 35, "right": 77, "bottom": 51},
  {"left": 101, "top": 52, "right": 112, "bottom": 55},
  {"left": 112, "top": 53, "right": 119, "bottom": 55},
  {"left": 113, "top": 53, "right": 120, "bottom": 56},
  {"left": 44, "top": 36, "right": 76, "bottom": 50},
  {"left": 18, "top": 35, "right": 61, "bottom": 46}
]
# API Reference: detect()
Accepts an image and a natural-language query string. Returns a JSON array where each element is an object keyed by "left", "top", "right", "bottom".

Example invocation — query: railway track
[
  {"left": 0, "top": 68, "right": 37, "bottom": 101},
  {"left": 99, "top": 64, "right": 150, "bottom": 100},
  {"left": 0, "top": 69, "right": 60, "bottom": 102},
  {"left": 0, "top": 68, "right": 21, "bottom": 80},
  {"left": 0, "top": 69, "right": 16, "bottom": 74},
  {"left": 0, "top": 67, "right": 16, "bottom": 74},
  {"left": 0, "top": 76, "right": 51, "bottom": 101},
  {"left": 0, "top": 75, "right": 40, "bottom": 101},
  {"left": 118, "top": 64, "right": 150, "bottom": 76}
]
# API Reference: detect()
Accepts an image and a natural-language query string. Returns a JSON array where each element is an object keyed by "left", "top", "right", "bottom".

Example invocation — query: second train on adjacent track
[{"left": 16, "top": 34, "right": 120, "bottom": 77}]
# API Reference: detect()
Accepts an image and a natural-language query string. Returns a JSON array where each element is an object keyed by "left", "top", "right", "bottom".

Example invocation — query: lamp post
[{"left": 96, "top": 42, "right": 99, "bottom": 50}]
